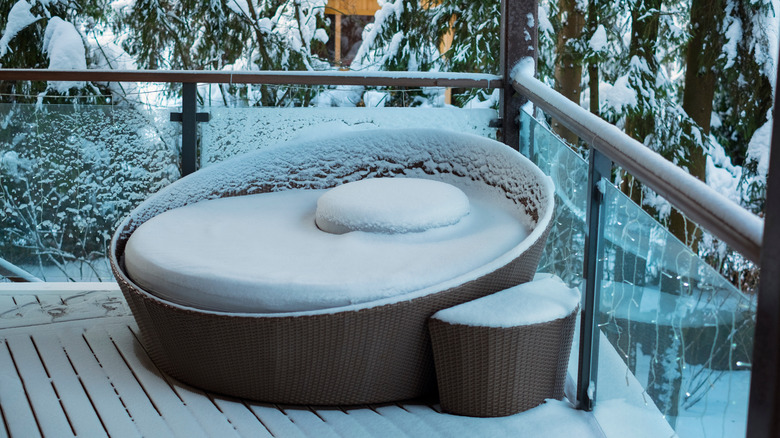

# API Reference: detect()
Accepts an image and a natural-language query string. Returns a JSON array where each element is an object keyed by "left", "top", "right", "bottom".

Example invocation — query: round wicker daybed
[{"left": 110, "top": 128, "right": 555, "bottom": 406}]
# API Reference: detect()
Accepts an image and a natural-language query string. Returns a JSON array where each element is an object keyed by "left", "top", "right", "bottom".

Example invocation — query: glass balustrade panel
[
  {"left": 201, "top": 104, "right": 499, "bottom": 166},
  {"left": 519, "top": 110, "right": 587, "bottom": 289},
  {"left": 0, "top": 102, "right": 180, "bottom": 281},
  {"left": 521, "top": 110, "right": 755, "bottom": 438},
  {"left": 597, "top": 181, "right": 754, "bottom": 438}
]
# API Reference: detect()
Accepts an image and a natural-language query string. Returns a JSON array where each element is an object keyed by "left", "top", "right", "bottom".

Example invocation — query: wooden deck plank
[
  {"left": 62, "top": 289, "right": 128, "bottom": 315},
  {"left": 0, "top": 339, "right": 41, "bottom": 438},
  {"left": 208, "top": 396, "right": 272, "bottom": 438},
  {"left": 280, "top": 406, "right": 341, "bottom": 438},
  {"left": 57, "top": 326, "right": 141, "bottom": 438},
  {"left": 10, "top": 295, "right": 38, "bottom": 308},
  {"left": 397, "top": 404, "right": 476, "bottom": 437},
  {"left": 33, "top": 332, "right": 108, "bottom": 437},
  {"left": 0, "top": 283, "right": 121, "bottom": 296},
  {"left": 0, "top": 290, "right": 129, "bottom": 329},
  {"left": 312, "top": 408, "right": 375, "bottom": 437},
  {"left": 36, "top": 294, "right": 66, "bottom": 313},
  {"left": 82, "top": 325, "right": 176, "bottom": 437},
  {"left": 1, "top": 295, "right": 42, "bottom": 325},
  {"left": 375, "top": 405, "right": 446, "bottom": 437},
  {"left": 105, "top": 324, "right": 210, "bottom": 438},
  {"left": 246, "top": 404, "right": 307, "bottom": 438},
  {"left": 344, "top": 406, "right": 412, "bottom": 437},
  {"left": 1, "top": 285, "right": 610, "bottom": 438},
  {"left": 0, "top": 295, "right": 44, "bottom": 329},
  {"left": 0, "top": 412, "right": 8, "bottom": 438},
  {"left": 0, "top": 296, "right": 17, "bottom": 317},
  {"left": 161, "top": 385, "right": 244, "bottom": 438},
  {"left": 4, "top": 334, "right": 75, "bottom": 437}
]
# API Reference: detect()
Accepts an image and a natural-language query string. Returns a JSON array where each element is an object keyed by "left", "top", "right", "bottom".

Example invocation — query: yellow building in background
[
  {"left": 324, "top": 0, "right": 455, "bottom": 102},
  {"left": 324, "top": 0, "right": 378, "bottom": 66}
]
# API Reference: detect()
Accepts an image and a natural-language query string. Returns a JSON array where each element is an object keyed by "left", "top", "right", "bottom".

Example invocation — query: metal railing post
[
  {"left": 170, "top": 82, "right": 210, "bottom": 176},
  {"left": 500, "top": 0, "right": 537, "bottom": 149},
  {"left": 577, "top": 148, "right": 611, "bottom": 410},
  {"left": 181, "top": 82, "right": 198, "bottom": 176}
]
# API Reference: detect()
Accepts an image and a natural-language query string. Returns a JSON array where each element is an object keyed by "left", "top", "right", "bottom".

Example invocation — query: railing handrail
[
  {"left": 512, "top": 73, "right": 764, "bottom": 263},
  {"left": 0, "top": 257, "right": 43, "bottom": 282},
  {"left": 0, "top": 69, "right": 503, "bottom": 89}
]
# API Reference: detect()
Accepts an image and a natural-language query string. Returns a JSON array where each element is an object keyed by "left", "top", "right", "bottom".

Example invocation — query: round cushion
[{"left": 315, "top": 178, "right": 470, "bottom": 234}]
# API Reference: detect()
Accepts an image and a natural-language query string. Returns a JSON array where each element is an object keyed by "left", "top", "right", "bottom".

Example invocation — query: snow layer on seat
[
  {"left": 124, "top": 187, "right": 527, "bottom": 313},
  {"left": 432, "top": 274, "right": 580, "bottom": 327}
]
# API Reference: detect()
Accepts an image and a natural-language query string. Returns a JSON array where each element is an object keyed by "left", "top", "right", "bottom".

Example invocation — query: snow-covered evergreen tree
[
  {"left": 115, "top": 0, "right": 330, "bottom": 106},
  {"left": 345, "top": 0, "right": 443, "bottom": 107},
  {"left": 433, "top": 0, "right": 499, "bottom": 106},
  {"left": 0, "top": 0, "right": 113, "bottom": 102},
  {"left": 714, "top": 0, "right": 776, "bottom": 215}
]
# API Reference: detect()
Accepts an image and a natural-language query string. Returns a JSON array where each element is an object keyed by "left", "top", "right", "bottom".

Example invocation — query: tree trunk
[
  {"left": 621, "top": 0, "right": 661, "bottom": 206},
  {"left": 587, "top": 0, "right": 599, "bottom": 116},
  {"left": 552, "top": 0, "right": 584, "bottom": 146},
  {"left": 624, "top": 0, "right": 660, "bottom": 140},
  {"left": 672, "top": 0, "right": 725, "bottom": 252}
]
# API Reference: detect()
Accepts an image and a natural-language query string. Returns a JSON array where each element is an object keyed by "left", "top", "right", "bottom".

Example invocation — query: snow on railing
[
  {"left": 0, "top": 69, "right": 503, "bottom": 89},
  {"left": 0, "top": 257, "right": 42, "bottom": 282}
]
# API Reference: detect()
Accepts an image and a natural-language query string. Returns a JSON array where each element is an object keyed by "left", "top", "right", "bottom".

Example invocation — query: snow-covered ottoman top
[
  {"left": 124, "top": 178, "right": 531, "bottom": 313},
  {"left": 431, "top": 274, "right": 581, "bottom": 327}
]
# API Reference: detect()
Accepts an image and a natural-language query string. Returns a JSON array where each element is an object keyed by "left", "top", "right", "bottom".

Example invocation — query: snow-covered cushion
[
  {"left": 431, "top": 274, "right": 581, "bottom": 328},
  {"left": 124, "top": 183, "right": 529, "bottom": 313},
  {"left": 115, "top": 128, "right": 555, "bottom": 317},
  {"left": 314, "top": 178, "right": 470, "bottom": 234}
]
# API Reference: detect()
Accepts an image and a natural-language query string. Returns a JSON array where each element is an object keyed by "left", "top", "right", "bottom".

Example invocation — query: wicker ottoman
[{"left": 428, "top": 275, "right": 580, "bottom": 417}]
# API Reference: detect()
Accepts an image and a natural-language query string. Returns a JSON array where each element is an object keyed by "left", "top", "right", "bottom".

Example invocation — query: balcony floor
[{"left": 0, "top": 283, "right": 605, "bottom": 438}]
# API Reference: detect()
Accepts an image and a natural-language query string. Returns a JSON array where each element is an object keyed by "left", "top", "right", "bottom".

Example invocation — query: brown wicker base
[
  {"left": 110, "top": 129, "right": 556, "bottom": 405},
  {"left": 428, "top": 307, "right": 578, "bottom": 417},
  {"left": 112, "top": 229, "right": 548, "bottom": 405}
]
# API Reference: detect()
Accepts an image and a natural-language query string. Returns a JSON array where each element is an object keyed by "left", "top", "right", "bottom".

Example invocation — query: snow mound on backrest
[{"left": 119, "top": 128, "right": 553, "bottom": 238}]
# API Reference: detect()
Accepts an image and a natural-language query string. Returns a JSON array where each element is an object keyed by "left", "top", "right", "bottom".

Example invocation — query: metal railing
[
  {"left": 0, "top": 69, "right": 502, "bottom": 88},
  {"left": 513, "top": 70, "right": 770, "bottom": 435},
  {"left": 0, "top": 69, "right": 502, "bottom": 178},
  {"left": 0, "top": 257, "right": 42, "bottom": 282},
  {"left": 512, "top": 74, "right": 763, "bottom": 262}
]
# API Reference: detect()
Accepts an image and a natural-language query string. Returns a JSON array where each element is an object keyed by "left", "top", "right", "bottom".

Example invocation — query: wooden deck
[{"left": 0, "top": 284, "right": 605, "bottom": 437}]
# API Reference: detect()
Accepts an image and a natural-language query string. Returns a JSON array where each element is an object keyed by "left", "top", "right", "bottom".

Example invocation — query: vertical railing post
[
  {"left": 500, "top": 0, "right": 537, "bottom": 149},
  {"left": 180, "top": 82, "right": 198, "bottom": 176},
  {"left": 577, "top": 148, "right": 611, "bottom": 410},
  {"left": 170, "top": 82, "right": 210, "bottom": 177},
  {"left": 746, "top": 46, "right": 780, "bottom": 438}
]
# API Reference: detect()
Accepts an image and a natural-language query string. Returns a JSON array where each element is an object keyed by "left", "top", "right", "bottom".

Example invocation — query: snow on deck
[{"left": 0, "top": 283, "right": 605, "bottom": 438}]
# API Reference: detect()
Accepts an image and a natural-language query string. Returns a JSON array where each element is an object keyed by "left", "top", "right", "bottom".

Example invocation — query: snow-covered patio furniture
[
  {"left": 428, "top": 275, "right": 579, "bottom": 417},
  {"left": 110, "top": 128, "right": 555, "bottom": 405}
]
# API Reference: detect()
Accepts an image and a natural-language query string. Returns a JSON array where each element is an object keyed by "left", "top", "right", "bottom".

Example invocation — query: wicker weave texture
[
  {"left": 111, "top": 222, "right": 550, "bottom": 405},
  {"left": 428, "top": 306, "right": 578, "bottom": 417}
]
